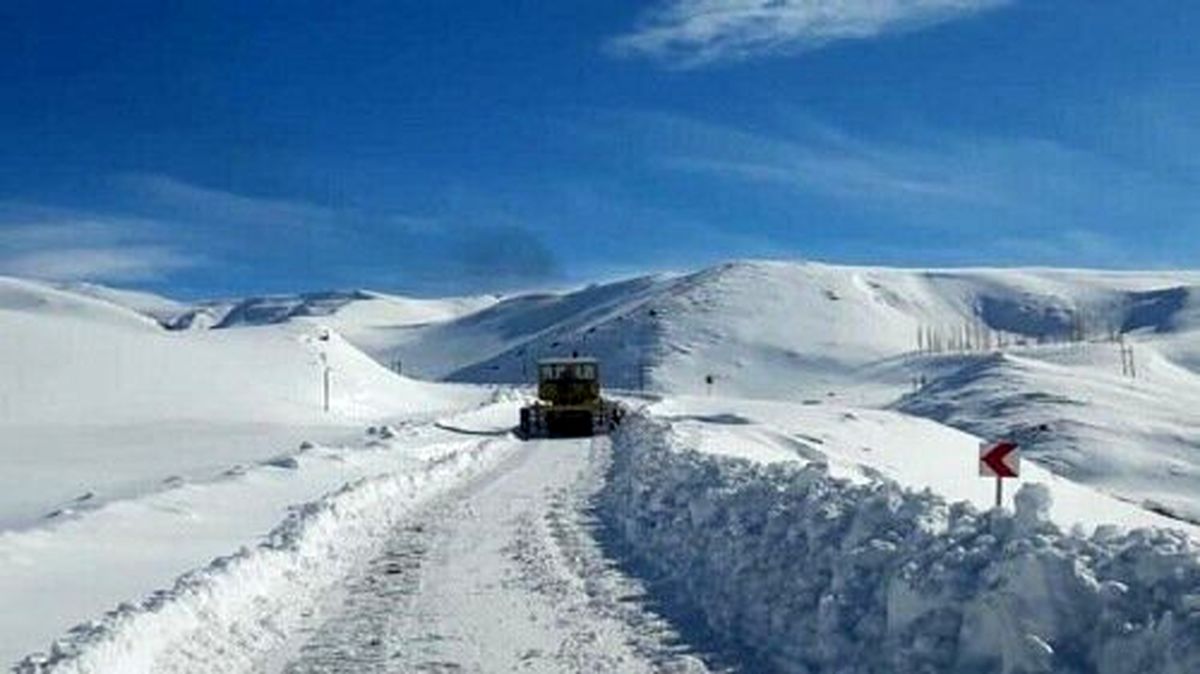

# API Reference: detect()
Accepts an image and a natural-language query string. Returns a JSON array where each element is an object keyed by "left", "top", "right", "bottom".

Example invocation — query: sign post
[{"left": 979, "top": 440, "right": 1020, "bottom": 508}]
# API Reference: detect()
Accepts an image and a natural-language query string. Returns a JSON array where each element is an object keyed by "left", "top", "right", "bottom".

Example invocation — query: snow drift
[{"left": 602, "top": 414, "right": 1200, "bottom": 673}]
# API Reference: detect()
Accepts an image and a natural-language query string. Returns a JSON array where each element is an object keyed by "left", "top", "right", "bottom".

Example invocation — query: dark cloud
[{"left": 448, "top": 225, "right": 561, "bottom": 284}]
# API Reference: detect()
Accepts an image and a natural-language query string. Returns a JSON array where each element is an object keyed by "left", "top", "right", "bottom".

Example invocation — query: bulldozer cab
[{"left": 537, "top": 358, "right": 600, "bottom": 406}]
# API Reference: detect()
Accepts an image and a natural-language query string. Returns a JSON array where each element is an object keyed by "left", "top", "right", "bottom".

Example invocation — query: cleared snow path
[{"left": 280, "top": 438, "right": 707, "bottom": 674}]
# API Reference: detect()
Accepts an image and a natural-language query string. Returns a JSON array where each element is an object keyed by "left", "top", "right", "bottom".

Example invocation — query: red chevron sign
[{"left": 979, "top": 440, "right": 1020, "bottom": 478}]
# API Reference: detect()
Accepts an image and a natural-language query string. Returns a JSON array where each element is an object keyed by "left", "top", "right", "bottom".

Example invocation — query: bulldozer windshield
[{"left": 538, "top": 362, "right": 597, "bottom": 382}]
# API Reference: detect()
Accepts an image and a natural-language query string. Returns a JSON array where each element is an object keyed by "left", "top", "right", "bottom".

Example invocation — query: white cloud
[
  {"left": 0, "top": 206, "right": 197, "bottom": 283},
  {"left": 611, "top": 0, "right": 1011, "bottom": 67},
  {"left": 1, "top": 246, "right": 193, "bottom": 282}
]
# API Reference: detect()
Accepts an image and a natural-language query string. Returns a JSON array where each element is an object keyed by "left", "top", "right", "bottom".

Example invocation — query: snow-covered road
[{"left": 279, "top": 437, "right": 706, "bottom": 674}]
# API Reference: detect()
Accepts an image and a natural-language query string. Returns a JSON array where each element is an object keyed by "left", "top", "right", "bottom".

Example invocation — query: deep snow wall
[{"left": 602, "top": 416, "right": 1200, "bottom": 673}]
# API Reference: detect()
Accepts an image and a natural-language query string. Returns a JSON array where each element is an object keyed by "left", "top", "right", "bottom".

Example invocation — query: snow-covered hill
[
  {"left": 49, "top": 281, "right": 187, "bottom": 325},
  {"left": 385, "top": 260, "right": 1200, "bottom": 392},
  {"left": 0, "top": 277, "right": 491, "bottom": 530},
  {"left": 9, "top": 261, "right": 1198, "bottom": 529},
  {"left": 0, "top": 276, "right": 507, "bottom": 665},
  {"left": 896, "top": 344, "right": 1200, "bottom": 523},
  {"left": 141, "top": 288, "right": 498, "bottom": 335},
  {"left": 6, "top": 260, "right": 1200, "bottom": 671},
  {"left": 366, "top": 260, "right": 1200, "bottom": 524},
  {"left": 137, "top": 260, "right": 1200, "bottom": 405}
]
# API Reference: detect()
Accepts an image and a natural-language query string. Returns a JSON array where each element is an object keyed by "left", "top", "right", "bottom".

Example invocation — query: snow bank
[
  {"left": 16, "top": 439, "right": 513, "bottom": 674},
  {"left": 603, "top": 415, "right": 1200, "bottom": 673}
]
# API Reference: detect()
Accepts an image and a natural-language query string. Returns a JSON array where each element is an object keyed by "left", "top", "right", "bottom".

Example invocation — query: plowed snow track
[{"left": 279, "top": 438, "right": 707, "bottom": 674}]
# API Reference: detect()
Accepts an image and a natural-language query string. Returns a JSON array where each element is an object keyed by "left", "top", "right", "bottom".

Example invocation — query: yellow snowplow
[{"left": 518, "top": 357, "right": 621, "bottom": 439}]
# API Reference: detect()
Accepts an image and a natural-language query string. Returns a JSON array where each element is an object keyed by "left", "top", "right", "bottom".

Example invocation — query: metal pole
[
  {"left": 323, "top": 366, "right": 330, "bottom": 412},
  {"left": 995, "top": 477, "right": 1002, "bottom": 509}
]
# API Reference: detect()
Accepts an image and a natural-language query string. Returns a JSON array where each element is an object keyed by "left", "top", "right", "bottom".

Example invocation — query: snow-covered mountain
[
  {"left": 382, "top": 260, "right": 1200, "bottom": 390},
  {"left": 350, "top": 260, "right": 1200, "bottom": 522},
  {"left": 25, "top": 261, "right": 1198, "bottom": 525},
  {"left": 122, "top": 261, "right": 1200, "bottom": 521},
  {"left": 143, "top": 259, "right": 1200, "bottom": 400},
  {"left": 105, "top": 288, "right": 499, "bottom": 335},
  {"left": 6, "top": 260, "right": 1200, "bottom": 671}
]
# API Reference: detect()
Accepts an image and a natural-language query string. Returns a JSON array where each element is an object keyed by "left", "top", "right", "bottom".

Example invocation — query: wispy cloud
[
  {"left": 610, "top": 0, "right": 1012, "bottom": 67},
  {"left": 0, "top": 205, "right": 198, "bottom": 282},
  {"left": 114, "top": 173, "right": 337, "bottom": 228},
  {"left": 613, "top": 111, "right": 999, "bottom": 206},
  {"left": 602, "top": 110, "right": 1200, "bottom": 266}
]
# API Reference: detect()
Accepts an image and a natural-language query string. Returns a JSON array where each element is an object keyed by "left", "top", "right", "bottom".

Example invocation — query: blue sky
[{"left": 1, "top": 0, "right": 1198, "bottom": 297}]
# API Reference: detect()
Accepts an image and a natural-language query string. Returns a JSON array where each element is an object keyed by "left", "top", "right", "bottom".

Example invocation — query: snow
[
  {"left": 281, "top": 438, "right": 697, "bottom": 673},
  {"left": 49, "top": 282, "right": 186, "bottom": 326},
  {"left": 602, "top": 412, "right": 1200, "bottom": 673},
  {"left": 14, "top": 429, "right": 515, "bottom": 674},
  {"left": 0, "top": 403, "right": 525, "bottom": 667},
  {"left": 288, "top": 290, "right": 500, "bottom": 364},
  {"left": 0, "top": 277, "right": 492, "bottom": 530},
  {"left": 896, "top": 344, "right": 1200, "bottom": 523},
  {"left": 386, "top": 275, "right": 672, "bottom": 382},
  {"left": 158, "top": 289, "right": 496, "bottom": 337},
  {"left": 0, "top": 277, "right": 505, "bottom": 664},
  {"left": 391, "top": 261, "right": 1200, "bottom": 400},
  {"left": 7, "top": 258, "right": 1200, "bottom": 672},
  {"left": 387, "top": 259, "right": 1200, "bottom": 523},
  {"left": 648, "top": 395, "right": 1199, "bottom": 540},
  {"left": 10, "top": 426, "right": 711, "bottom": 673}
]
